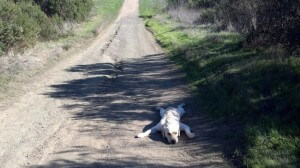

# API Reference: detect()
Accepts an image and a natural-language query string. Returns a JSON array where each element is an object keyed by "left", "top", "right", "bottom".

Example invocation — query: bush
[
  {"left": 16, "top": 1, "right": 57, "bottom": 40},
  {"left": 167, "top": 0, "right": 300, "bottom": 50},
  {"left": 0, "top": 1, "right": 40, "bottom": 52},
  {"left": 0, "top": 0, "right": 93, "bottom": 53},
  {"left": 187, "top": 0, "right": 218, "bottom": 8},
  {"left": 35, "top": 0, "right": 93, "bottom": 21},
  {"left": 0, "top": 0, "right": 62, "bottom": 52},
  {"left": 213, "top": 0, "right": 300, "bottom": 49},
  {"left": 245, "top": 0, "right": 300, "bottom": 49},
  {"left": 195, "top": 8, "right": 215, "bottom": 24},
  {"left": 166, "top": 0, "right": 218, "bottom": 8},
  {"left": 215, "top": 0, "right": 300, "bottom": 49}
]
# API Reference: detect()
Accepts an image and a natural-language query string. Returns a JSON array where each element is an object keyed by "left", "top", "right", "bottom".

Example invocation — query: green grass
[
  {"left": 139, "top": 0, "right": 167, "bottom": 18},
  {"left": 140, "top": 0, "right": 300, "bottom": 167},
  {"left": 61, "top": 0, "right": 123, "bottom": 43},
  {"left": 42, "top": 0, "right": 123, "bottom": 51},
  {"left": 75, "top": 0, "right": 123, "bottom": 37}
]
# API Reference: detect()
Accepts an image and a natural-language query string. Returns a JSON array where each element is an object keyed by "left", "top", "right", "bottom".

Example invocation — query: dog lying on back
[{"left": 136, "top": 103, "right": 195, "bottom": 144}]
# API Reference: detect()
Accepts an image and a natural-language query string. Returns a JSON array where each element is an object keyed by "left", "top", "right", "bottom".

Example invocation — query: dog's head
[{"left": 162, "top": 122, "right": 180, "bottom": 144}]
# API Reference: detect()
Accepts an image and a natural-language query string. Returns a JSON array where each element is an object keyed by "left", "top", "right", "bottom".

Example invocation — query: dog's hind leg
[
  {"left": 136, "top": 124, "right": 161, "bottom": 138},
  {"left": 177, "top": 103, "right": 186, "bottom": 117},
  {"left": 180, "top": 122, "right": 195, "bottom": 138},
  {"left": 156, "top": 107, "right": 165, "bottom": 117}
]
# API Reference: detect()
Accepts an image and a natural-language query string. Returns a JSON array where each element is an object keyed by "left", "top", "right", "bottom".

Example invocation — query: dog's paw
[
  {"left": 187, "top": 132, "right": 195, "bottom": 139},
  {"left": 135, "top": 133, "right": 144, "bottom": 138}
]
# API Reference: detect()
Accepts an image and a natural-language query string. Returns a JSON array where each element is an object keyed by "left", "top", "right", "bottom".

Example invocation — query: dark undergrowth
[{"left": 140, "top": 0, "right": 300, "bottom": 167}]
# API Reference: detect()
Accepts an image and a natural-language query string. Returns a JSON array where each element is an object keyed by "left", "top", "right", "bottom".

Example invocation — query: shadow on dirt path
[
  {"left": 36, "top": 54, "right": 236, "bottom": 167},
  {"left": 45, "top": 53, "right": 190, "bottom": 142}
]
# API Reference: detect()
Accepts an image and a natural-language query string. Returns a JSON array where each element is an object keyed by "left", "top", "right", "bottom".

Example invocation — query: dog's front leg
[
  {"left": 180, "top": 122, "right": 195, "bottom": 138},
  {"left": 136, "top": 124, "right": 161, "bottom": 138}
]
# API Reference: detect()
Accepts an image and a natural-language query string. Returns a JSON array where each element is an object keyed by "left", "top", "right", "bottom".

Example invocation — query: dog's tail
[{"left": 178, "top": 103, "right": 185, "bottom": 108}]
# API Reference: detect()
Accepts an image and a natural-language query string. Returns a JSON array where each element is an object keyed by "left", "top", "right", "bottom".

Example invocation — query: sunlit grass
[
  {"left": 67, "top": 0, "right": 123, "bottom": 39},
  {"left": 140, "top": 0, "right": 167, "bottom": 18},
  {"left": 75, "top": 0, "right": 123, "bottom": 37}
]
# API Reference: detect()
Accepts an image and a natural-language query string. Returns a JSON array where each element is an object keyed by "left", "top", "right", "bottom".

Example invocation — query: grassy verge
[
  {"left": 140, "top": 0, "right": 300, "bottom": 167},
  {"left": 57, "top": 0, "right": 123, "bottom": 46}
]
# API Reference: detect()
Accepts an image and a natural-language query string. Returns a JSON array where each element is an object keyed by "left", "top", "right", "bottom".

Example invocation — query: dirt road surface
[{"left": 0, "top": 0, "right": 228, "bottom": 167}]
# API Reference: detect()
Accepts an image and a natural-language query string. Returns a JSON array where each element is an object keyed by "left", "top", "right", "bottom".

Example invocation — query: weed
[{"left": 62, "top": 44, "right": 72, "bottom": 51}]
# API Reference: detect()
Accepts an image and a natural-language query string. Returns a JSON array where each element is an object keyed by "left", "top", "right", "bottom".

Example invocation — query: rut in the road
[
  {"left": 100, "top": 26, "right": 120, "bottom": 56},
  {"left": 99, "top": 25, "right": 123, "bottom": 82}
]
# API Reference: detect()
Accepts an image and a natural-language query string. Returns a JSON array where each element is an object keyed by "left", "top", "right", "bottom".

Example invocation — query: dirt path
[{"left": 0, "top": 0, "right": 228, "bottom": 167}]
